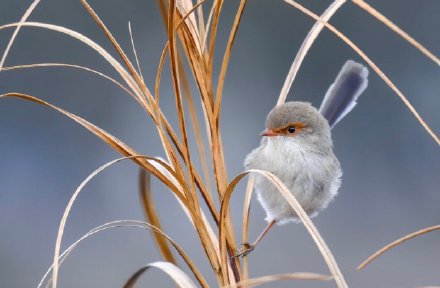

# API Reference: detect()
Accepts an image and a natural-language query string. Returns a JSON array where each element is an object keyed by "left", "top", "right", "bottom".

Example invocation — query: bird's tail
[{"left": 319, "top": 60, "right": 369, "bottom": 129}]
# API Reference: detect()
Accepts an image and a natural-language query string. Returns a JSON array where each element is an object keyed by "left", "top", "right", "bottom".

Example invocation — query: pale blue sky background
[{"left": 0, "top": 1, "right": 439, "bottom": 287}]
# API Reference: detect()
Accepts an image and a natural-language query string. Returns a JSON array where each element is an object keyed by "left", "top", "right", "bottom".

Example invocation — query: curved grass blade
[
  {"left": 128, "top": 21, "right": 145, "bottom": 81},
  {"left": 179, "top": 58, "right": 214, "bottom": 196},
  {"left": 277, "top": 0, "right": 346, "bottom": 105},
  {"left": 0, "top": 22, "right": 145, "bottom": 103},
  {"left": 0, "top": 0, "right": 42, "bottom": 69},
  {"left": 0, "top": 21, "right": 200, "bottom": 161},
  {"left": 43, "top": 154, "right": 193, "bottom": 288},
  {"left": 168, "top": 0, "right": 199, "bottom": 206},
  {"left": 177, "top": 0, "right": 203, "bottom": 53},
  {"left": 80, "top": 0, "right": 151, "bottom": 103},
  {"left": 0, "top": 93, "right": 185, "bottom": 196},
  {"left": 1, "top": 63, "right": 137, "bottom": 102},
  {"left": 39, "top": 220, "right": 208, "bottom": 288},
  {"left": 358, "top": 224, "right": 440, "bottom": 270},
  {"left": 241, "top": 176, "right": 254, "bottom": 282},
  {"left": 155, "top": 2, "right": 215, "bottom": 197},
  {"left": 49, "top": 155, "right": 188, "bottom": 288},
  {"left": 224, "top": 272, "right": 332, "bottom": 288},
  {"left": 284, "top": 0, "right": 440, "bottom": 145},
  {"left": 167, "top": 7, "right": 233, "bottom": 279},
  {"left": 219, "top": 170, "right": 348, "bottom": 288},
  {"left": 0, "top": 93, "right": 223, "bottom": 286},
  {"left": 167, "top": 4, "right": 223, "bottom": 278},
  {"left": 352, "top": 0, "right": 440, "bottom": 66},
  {"left": 214, "top": 0, "right": 247, "bottom": 120},
  {"left": 139, "top": 169, "right": 177, "bottom": 264},
  {"left": 147, "top": 154, "right": 228, "bottom": 284},
  {"left": 201, "top": 0, "right": 216, "bottom": 54},
  {"left": 123, "top": 261, "right": 197, "bottom": 288},
  {"left": 206, "top": 0, "right": 224, "bottom": 89}
]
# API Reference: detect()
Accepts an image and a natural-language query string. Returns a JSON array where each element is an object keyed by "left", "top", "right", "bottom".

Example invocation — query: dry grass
[{"left": 1, "top": 0, "right": 439, "bottom": 287}]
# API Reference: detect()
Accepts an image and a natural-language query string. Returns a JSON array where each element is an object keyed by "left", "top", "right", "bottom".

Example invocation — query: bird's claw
[{"left": 232, "top": 243, "right": 254, "bottom": 258}]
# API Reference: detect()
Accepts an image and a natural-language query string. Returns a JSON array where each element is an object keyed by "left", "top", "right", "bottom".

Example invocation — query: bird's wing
[{"left": 319, "top": 60, "right": 369, "bottom": 129}]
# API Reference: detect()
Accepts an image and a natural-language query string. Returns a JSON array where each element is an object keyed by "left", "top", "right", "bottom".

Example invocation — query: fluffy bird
[{"left": 239, "top": 60, "right": 369, "bottom": 256}]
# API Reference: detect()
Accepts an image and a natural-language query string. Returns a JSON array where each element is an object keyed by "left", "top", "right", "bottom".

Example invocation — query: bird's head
[{"left": 261, "top": 101, "right": 332, "bottom": 150}]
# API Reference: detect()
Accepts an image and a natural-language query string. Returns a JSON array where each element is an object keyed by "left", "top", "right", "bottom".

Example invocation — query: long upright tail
[{"left": 319, "top": 60, "right": 369, "bottom": 129}]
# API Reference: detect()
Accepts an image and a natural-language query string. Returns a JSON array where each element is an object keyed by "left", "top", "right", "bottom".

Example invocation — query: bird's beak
[{"left": 260, "top": 129, "right": 278, "bottom": 137}]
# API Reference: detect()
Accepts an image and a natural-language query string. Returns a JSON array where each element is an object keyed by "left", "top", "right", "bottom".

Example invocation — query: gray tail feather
[{"left": 319, "top": 60, "right": 369, "bottom": 129}]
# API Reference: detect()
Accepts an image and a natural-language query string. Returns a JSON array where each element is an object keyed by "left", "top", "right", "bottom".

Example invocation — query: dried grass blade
[
  {"left": 176, "top": 0, "right": 204, "bottom": 53},
  {"left": 124, "top": 261, "right": 197, "bottom": 288},
  {"left": 157, "top": 0, "right": 168, "bottom": 29},
  {"left": 0, "top": 16, "right": 192, "bottom": 196},
  {"left": 284, "top": 0, "right": 440, "bottom": 145},
  {"left": 155, "top": 42, "right": 170, "bottom": 103},
  {"left": 277, "top": 0, "right": 346, "bottom": 106},
  {"left": 128, "top": 22, "right": 145, "bottom": 81},
  {"left": 358, "top": 224, "right": 440, "bottom": 270},
  {"left": 214, "top": 0, "right": 247, "bottom": 121},
  {"left": 45, "top": 155, "right": 191, "bottom": 288},
  {"left": 153, "top": 45, "right": 220, "bottom": 222},
  {"left": 2, "top": 63, "right": 137, "bottom": 102},
  {"left": 352, "top": 0, "right": 440, "bottom": 66},
  {"left": 39, "top": 220, "right": 208, "bottom": 288},
  {"left": 0, "top": 22, "right": 146, "bottom": 105},
  {"left": 201, "top": 0, "right": 217, "bottom": 55},
  {"left": 168, "top": 10, "right": 225, "bottom": 273},
  {"left": 0, "top": 93, "right": 184, "bottom": 197},
  {"left": 80, "top": 0, "right": 151, "bottom": 102},
  {"left": 0, "top": 0, "right": 42, "bottom": 69},
  {"left": 224, "top": 272, "right": 332, "bottom": 288},
  {"left": 160, "top": 1, "right": 214, "bottom": 196},
  {"left": 139, "top": 169, "right": 177, "bottom": 264},
  {"left": 219, "top": 170, "right": 348, "bottom": 288},
  {"left": 241, "top": 176, "right": 254, "bottom": 282},
  {"left": 173, "top": 12, "right": 215, "bottom": 121},
  {"left": 167, "top": 5, "right": 209, "bottom": 251},
  {"left": 168, "top": 0, "right": 195, "bottom": 189},
  {"left": 206, "top": 0, "right": 224, "bottom": 86},
  {"left": 196, "top": 0, "right": 206, "bottom": 44},
  {"left": 179, "top": 55, "right": 214, "bottom": 195},
  {"left": 139, "top": 157, "right": 225, "bottom": 286}
]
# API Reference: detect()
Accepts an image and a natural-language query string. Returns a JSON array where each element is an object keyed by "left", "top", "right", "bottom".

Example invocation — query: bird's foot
[{"left": 233, "top": 243, "right": 255, "bottom": 258}]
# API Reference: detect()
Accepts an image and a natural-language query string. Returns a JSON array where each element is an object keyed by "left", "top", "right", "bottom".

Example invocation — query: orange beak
[{"left": 260, "top": 129, "right": 278, "bottom": 137}]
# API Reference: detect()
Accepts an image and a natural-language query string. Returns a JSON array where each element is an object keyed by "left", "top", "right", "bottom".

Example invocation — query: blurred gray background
[{"left": 0, "top": 0, "right": 439, "bottom": 287}]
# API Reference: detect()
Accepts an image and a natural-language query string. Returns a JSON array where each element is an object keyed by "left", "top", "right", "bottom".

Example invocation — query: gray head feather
[{"left": 266, "top": 102, "right": 332, "bottom": 150}]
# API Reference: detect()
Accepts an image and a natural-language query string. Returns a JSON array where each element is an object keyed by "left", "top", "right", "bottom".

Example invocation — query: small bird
[{"left": 238, "top": 60, "right": 369, "bottom": 256}]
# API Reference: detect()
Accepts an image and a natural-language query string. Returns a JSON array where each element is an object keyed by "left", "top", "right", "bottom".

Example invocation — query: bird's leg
[{"left": 234, "top": 220, "right": 276, "bottom": 258}]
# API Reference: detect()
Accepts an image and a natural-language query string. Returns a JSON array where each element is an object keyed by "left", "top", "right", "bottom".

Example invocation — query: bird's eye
[{"left": 287, "top": 126, "right": 296, "bottom": 133}]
